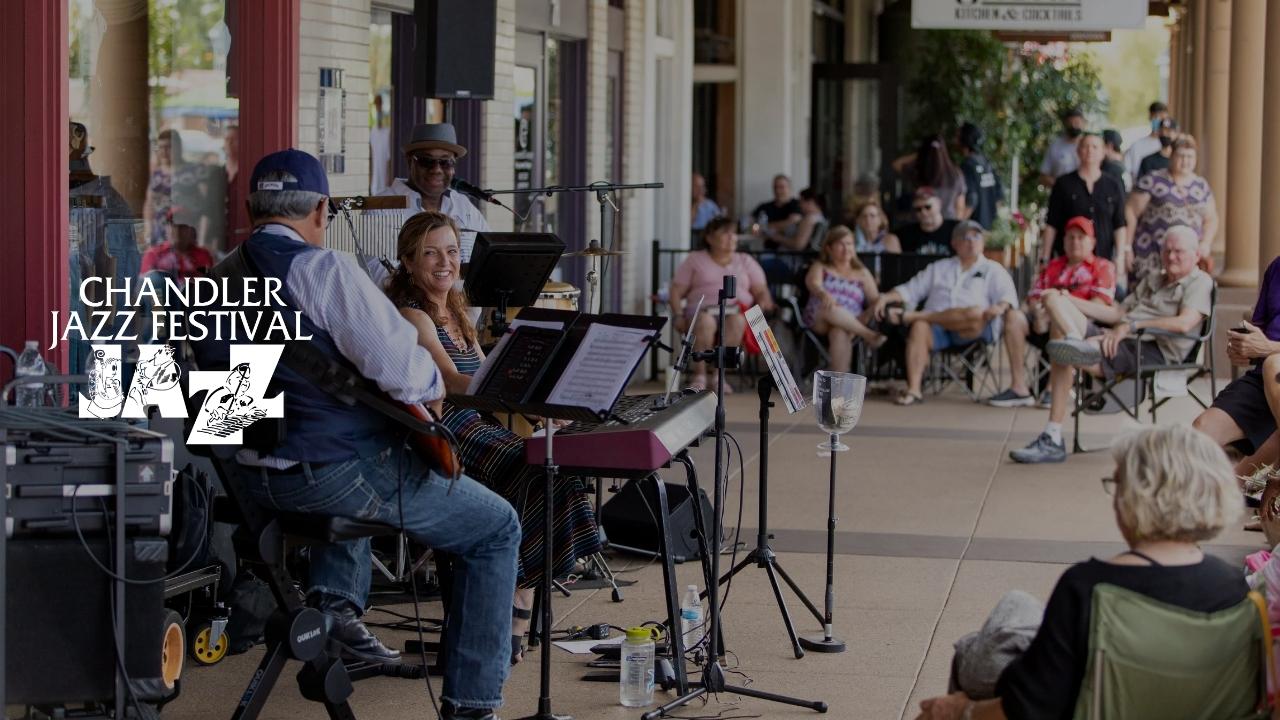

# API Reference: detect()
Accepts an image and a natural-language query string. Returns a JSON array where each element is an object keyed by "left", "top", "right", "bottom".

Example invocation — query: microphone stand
[{"left": 642, "top": 276, "right": 827, "bottom": 720}]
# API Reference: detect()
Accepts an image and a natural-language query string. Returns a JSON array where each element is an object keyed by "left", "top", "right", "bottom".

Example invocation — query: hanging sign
[{"left": 912, "top": 0, "right": 1146, "bottom": 32}]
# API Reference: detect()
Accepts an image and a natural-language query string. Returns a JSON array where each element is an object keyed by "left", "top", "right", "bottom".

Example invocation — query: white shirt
[
  {"left": 1123, "top": 134, "right": 1163, "bottom": 181},
  {"left": 375, "top": 178, "right": 491, "bottom": 262},
  {"left": 894, "top": 256, "right": 1018, "bottom": 315},
  {"left": 1039, "top": 135, "right": 1080, "bottom": 180}
]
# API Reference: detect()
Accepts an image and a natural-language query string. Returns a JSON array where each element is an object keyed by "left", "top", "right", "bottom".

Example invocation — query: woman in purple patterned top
[
  {"left": 1125, "top": 136, "right": 1219, "bottom": 283},
  {"left": 803, "top": 225, "right": 886, "bottom": 373}
]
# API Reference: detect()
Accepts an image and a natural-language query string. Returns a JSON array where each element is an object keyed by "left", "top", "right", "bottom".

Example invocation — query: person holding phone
[{"left": 1193, "top": 254, "right": 1280, "bottom": 477}]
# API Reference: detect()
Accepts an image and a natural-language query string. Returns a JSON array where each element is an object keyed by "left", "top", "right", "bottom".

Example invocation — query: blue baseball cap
[{"left": 249, "top": 148, "right": 330, "bottom": 195}]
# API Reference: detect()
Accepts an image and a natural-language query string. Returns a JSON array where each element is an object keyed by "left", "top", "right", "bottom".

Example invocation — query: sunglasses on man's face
[
  {"left": 411, "top": 155, "right": 456, "bottom": 170},
  {"left": 913, "top": 205, "right": 934, "bottom": 213}
]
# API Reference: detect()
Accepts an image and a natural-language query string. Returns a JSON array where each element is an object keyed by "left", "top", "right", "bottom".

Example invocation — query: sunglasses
[
  {"left": 913, "top": 205, "right": 934, "bottom": 213},
  {"left": 410, "top": 155, "right": 456, "bottom": 170}
]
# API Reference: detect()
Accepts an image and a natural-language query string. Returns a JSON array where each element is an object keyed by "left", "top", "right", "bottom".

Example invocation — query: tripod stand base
[
  {"left": 798, "top": 634, "right": 847, "bottom": 653},
  {"left": 515, "top": 714, "right": 571, "bottom": 720}
]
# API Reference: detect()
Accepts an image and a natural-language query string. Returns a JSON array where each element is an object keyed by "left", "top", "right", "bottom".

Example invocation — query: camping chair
[
  {"left": 1072, "top": 584, "right": 1274, "bottom": 720},
  {"left": 1071, "top": 284, "right": 1217, "bottom": 453},
  {"left": 926, "top": 323, "right": 1001, "bottom": 402}
]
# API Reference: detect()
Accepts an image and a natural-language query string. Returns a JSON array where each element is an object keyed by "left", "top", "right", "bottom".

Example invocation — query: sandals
[
  {"left": 511, "top": 606, "right": 532, "bottom": 665},
  {"left": 895, "top": 391, "right": 924, "bottom": 407}
]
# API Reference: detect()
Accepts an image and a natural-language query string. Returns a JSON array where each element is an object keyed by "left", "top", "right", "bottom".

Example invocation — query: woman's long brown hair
[{"left": 386, "top": 211, "right": 478, "bottom": 348}]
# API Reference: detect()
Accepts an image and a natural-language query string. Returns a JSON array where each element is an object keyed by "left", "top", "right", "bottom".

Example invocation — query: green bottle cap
[{"left": 626, "top": 627, "right": 651, "bottom": 642}]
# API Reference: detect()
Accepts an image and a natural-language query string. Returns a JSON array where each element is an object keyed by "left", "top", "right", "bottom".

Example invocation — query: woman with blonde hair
[
  {"left": 388, "top": 211, "right": 602, "bottom": 665},
  {"left": 802, "top": 225, "right": 886, "bottom": 373},
  {"left": 851, "top": 200, "right": 902, "bottom": 254},
  {"left": 916, "top": 424, "right": 1248, "bottom": 720}
]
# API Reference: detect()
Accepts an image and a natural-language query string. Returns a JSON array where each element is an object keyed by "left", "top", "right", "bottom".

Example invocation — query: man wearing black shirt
[
  {"left": 751, "top": 173, "right": 802, "bottom": 235},
  {"left": 957, "top": 122, "right": 1004, "bottom": 231},
  {"left": 1137, "top": 117, "right": 1178, "bottom": 180},
  {"left": 1041, "top": 133, "right": 1127, "bottom": 265},
  {"left": 894, "top": 187, "right": 957, "bottom": 256}
]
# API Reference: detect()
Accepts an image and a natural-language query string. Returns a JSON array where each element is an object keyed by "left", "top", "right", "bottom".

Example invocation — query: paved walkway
[{"left": 167, "top": 378, "right": 1259, "bottom": 719}]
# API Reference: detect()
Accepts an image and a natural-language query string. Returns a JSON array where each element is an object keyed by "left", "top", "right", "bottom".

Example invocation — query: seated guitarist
[
  {"left": 200, "top": 150, "right": 520, "bottom": 720},
  {"left": 387, "top": 211, "right": 603, "bottom": 666}
]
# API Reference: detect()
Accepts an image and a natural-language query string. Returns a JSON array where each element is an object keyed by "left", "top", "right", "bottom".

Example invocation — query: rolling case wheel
[
  {"left": 160, "top": 610, "right": 186, "bottom": 689},
  {"left": 187, "top": 622, "right": 229, "bottom": 666}
]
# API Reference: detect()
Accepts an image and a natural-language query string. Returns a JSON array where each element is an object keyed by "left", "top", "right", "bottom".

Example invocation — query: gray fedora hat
[{"left": 402, "top": 122, "right": 467, "bottom": 158}]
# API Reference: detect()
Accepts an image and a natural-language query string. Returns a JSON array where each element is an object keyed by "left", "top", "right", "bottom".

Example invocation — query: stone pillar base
[{"left": 1218, "top": 266, "right": 1260, "bottom": 288}]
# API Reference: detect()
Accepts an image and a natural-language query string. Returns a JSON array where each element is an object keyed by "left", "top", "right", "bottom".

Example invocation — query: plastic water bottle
[
  {"left": 15, "top": 341, "right": 46, "bottom": 407},
  {"left": 619, "top": 627, "right": 655, "bottom": 707},
  {"left": 680, "top": 584, "right": 705, "bottom": 650}
]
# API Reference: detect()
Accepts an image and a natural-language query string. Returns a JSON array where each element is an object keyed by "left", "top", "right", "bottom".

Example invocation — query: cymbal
[{"left": 563, "top": 246, "right": 627, "bottom": 257}]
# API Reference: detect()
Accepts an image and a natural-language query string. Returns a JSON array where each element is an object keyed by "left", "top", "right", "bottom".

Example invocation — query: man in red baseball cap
[{"left": 987, "top": 215, "right": 1117, "bottom": 408}]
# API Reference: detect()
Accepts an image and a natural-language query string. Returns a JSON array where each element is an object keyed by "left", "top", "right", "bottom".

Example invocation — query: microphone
[{"left": 450, "top": 177, "right": 500, "bottom": 205}]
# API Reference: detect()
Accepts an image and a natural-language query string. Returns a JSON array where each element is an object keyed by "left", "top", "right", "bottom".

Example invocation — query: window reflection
[{"left": 66, "top": 0, "right": 238, "bottom": 371}]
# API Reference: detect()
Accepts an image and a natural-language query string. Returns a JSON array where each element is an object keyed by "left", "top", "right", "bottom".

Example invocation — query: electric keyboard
[{"left": 524, "top": 390, "right": 716, "bottom": 477}]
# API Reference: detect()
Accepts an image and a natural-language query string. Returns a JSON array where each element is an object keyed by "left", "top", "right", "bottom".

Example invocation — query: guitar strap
[{"left": 209, "top": 243, "right": 460, "bottom": 480}]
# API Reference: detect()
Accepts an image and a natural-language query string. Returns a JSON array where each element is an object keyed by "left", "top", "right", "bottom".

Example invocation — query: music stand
[
  {"left": 464, "top": 232, "right": 566, "bottom": 342},
  {"left": 449, "top": 308, "right": 666, "bottom": 720}
]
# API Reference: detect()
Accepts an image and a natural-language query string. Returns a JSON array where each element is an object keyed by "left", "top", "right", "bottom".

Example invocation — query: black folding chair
[{"left": 1071, "top": 284, "right": 1218, "bottom": 453}]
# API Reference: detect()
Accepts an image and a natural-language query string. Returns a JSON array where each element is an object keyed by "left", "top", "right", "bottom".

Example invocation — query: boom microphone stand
[{"left": 642, "top": 276, "right": 827, "bottom": 720}]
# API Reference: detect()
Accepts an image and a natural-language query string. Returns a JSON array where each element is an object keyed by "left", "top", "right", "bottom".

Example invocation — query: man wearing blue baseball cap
[{"left": 224, "top": 149, "right": 519, "bottom": 719}]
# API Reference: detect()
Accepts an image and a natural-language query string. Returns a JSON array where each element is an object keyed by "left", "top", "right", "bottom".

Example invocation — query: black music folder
[{"left": 451, "top": 307, "right": 665, "bottom": 422}]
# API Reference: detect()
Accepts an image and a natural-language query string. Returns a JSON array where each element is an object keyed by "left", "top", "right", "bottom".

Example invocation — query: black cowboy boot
[{"left": 312, "top": 594, "right": 401, "bottom": 663}]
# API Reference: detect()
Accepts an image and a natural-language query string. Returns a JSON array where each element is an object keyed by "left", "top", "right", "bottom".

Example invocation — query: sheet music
[
  {"left": 546, "top": 324, "right": 654, "bottom": 414},
  {"left": 467, "top": 317, "right": 567, "bottom": 394},
  {"left": 745, "top": 305, "right": 806, "bottom": 413}
]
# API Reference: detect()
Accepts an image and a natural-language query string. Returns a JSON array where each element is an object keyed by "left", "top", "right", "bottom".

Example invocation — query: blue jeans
[
  {"left": 236, "top": 446, "right": 521, "bottom": 710},
  {"left": 931, "top": 322, "right": 996, "bottom": 351}
]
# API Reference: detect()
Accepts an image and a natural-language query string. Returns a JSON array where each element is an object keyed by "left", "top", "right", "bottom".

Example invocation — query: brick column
[
  {"left": 228, "top": 0, "right": 300, "bottom": 245},
  {"left": 0, "top": 2, "right": 68, "bottom": 369},
  {"left": 1219, "top": 0, "right": 1266, "bottom": 287}
]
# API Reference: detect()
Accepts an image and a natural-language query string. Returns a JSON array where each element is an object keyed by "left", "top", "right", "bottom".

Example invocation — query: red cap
[{"left": 1064, "top": 216, "right": 1095, "bottom": 238}]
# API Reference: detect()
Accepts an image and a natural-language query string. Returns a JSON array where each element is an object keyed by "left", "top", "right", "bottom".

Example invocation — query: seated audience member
[
  {"left": 669, "top": 216, "right": 776, "bottom": 391},
  {"left": 761, "top": 187, "right": 826, "bottom": 252},
  {"left": 751, "top": 173, "right": 802, "bottom": 239},
  {"left": 918, "top": 424, "right": 1246, "bottom": 720},
  {"left": 895, "top": 187, "right": 959, "bottom": 256},
  {"left": 1011, "top": 227, "right": 1211, "bottom": 463},
  {"left": 871, "top": 220, "right": 1018, "bottom": 407},
  {"left": 691, "top": 172, "right": 721, "bottom": 232},
  {"left": 852, "top": 200, "right": 902, "bottom": 254},
  {"left": 388, "top": 211, "right": 602, "bottom": 665},
  {"left": 987, "top": 216, "right": 1116, "bottom": 408},
  {"left": 1193, "top": 253, "right": 1280, "bottom": 474},
  {"left": 803, "top": 226, "right": 887, "bottom": 373},
  {"left": 140, "top": 222, "right": 213, "bottom": 280}
]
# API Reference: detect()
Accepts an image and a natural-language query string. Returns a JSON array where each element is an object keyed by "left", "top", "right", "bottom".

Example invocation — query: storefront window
[{"left": 67, "top": 0, "right": 238, "bottom": 371}]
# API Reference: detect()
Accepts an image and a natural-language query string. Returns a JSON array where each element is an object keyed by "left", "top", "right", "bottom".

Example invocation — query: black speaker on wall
[
  {"left": 414, "top": 0, "right": 497, "bottom": 100},
  {"left": 601, "top": 479, "right": 721, "bottom": 563}
]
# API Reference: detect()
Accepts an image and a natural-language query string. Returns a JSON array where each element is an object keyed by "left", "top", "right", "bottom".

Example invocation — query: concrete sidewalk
[{"left": 165, "top": 378, "right": 1261, "bottom": 719}]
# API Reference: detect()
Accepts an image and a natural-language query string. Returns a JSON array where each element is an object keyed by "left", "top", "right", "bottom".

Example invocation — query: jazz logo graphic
[{"left": 79, "top": 344, "right": 284, "bottom": 445}]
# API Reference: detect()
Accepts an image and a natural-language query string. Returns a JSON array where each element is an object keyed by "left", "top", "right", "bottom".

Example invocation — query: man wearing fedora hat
[{"left": 378, "top": 122, "right": 490, "bottom": 262}]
